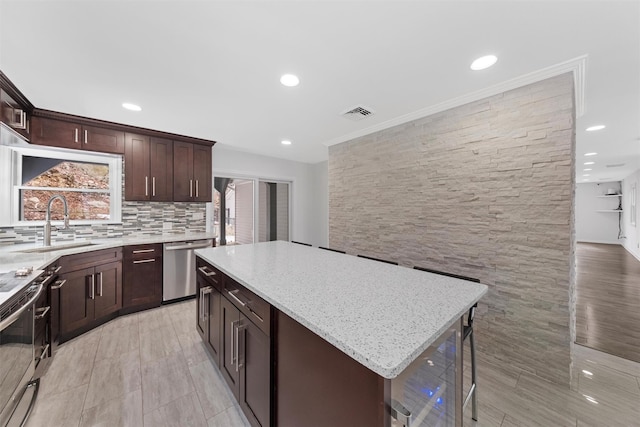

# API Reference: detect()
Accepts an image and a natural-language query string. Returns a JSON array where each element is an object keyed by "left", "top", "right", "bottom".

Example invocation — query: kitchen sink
[{"left": 17, "top": 241, "right": 99, "bottom": 253}]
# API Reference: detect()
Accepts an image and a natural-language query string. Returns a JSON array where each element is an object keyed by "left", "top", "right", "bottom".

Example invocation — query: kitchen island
[{"left": 195, "top": 241, "right": 487, "bottom": 427}]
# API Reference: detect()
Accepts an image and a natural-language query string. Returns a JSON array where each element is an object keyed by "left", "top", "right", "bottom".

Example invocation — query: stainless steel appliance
[
  {"left": 0, "top": 272, "right": 44, "bottom": 427},
  {"left": 163, "top": 239, "right": 213, "bottom": 302}
]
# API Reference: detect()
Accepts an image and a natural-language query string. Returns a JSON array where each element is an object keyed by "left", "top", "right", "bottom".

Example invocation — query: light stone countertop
[
  {"left": 195, "top": 241, "right": 488, "bottom": 379},
  {"left": 0, "top": 232, "right": 215, "bottom": 307}
]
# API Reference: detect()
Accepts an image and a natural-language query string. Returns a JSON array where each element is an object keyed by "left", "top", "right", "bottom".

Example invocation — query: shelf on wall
[
  {"left": 597, "top": 194, "right": 622, "bottom": 198},
  {"left": 596, "top": 209, "right": 623, "bottom": 212}
]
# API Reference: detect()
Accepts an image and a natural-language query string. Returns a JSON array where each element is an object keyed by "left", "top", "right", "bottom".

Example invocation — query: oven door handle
[{"left": 0, "top": 283, "right": 43, "bottom": 331}]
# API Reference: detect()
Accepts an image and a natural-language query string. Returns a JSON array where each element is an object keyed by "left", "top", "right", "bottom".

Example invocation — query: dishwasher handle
[{"left": 165, "top": 241, "right": 212, "bottom": 251}]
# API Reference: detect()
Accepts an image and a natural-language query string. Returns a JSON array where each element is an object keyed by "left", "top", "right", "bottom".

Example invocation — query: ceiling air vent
[
  {"left": 606, "top": 163, "right": 625, "bottom": 168},
  {"left": 341, "top": 105, "right": 375, "bottom": 121}
]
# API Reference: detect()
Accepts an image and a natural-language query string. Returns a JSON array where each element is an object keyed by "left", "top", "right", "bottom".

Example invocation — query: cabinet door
[
  {"left": 83, "top": 125, "right": 125, "bottom": 154},
  {"left": 207, "top": 287, "right": 222, "bottom": 365},
  {"left": 193, "top": 144, "right": 212, "bottom": 202},
  {"left": 93, "top": 261, "right": 122, "bottom": 320},
  {"left": 58, "top": 267, "right": 94, "bottom": 336},
  {"left": 123, "top": 254, "right": 161, "bottom": 308},
  {"left": 173, "top": 141, "right": 193, "bottom": 202},
  {"left": 31, "top": 116, "right": 81, "bottom": 149},
  {"left": 239, "top": 315, "right": 271, "bottom": 427},
  {"left": 196, "top": 273, "right": 209, "bottom": 342},
  {"left": 220, "top": 295, "right": 241, "bottom": 397},
  {"left": 0, "top": 89, "right": 29, "bottom": 138},
  {"left": 124, "top": 133, "right": 151, "bottom": 201},
  {"left": 149, "top": 137, "right": 173, "bottom": 201}
]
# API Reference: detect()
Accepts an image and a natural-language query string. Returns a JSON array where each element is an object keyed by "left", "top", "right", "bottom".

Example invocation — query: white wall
[
  {"left": 575, "top": 182, "right": 623, "bottom": 244},
  {"left": 211, "top": 145, "right": 327, "bottom": 247},
  {"left": 621, "top": 169, "right": 640, "bottom": 260}
]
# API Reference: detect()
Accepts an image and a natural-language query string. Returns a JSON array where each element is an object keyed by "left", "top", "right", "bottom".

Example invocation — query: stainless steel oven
[{"left": 0, "top": 279, "right": 43, "bottom": 427}]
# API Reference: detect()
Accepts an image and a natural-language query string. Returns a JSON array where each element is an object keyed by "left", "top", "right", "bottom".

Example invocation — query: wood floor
[{"left": 575, "top": 242, "right": 640, "bottom": 362}]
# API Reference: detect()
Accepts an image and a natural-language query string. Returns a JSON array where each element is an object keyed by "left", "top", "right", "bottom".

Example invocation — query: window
[{"left": 0, "top": 146, "right": 122, "bottom": 225}]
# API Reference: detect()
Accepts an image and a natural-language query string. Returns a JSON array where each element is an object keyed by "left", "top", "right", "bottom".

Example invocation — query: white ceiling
[{"left": 0, "top": 1, "right": 638, "bottom": 182}]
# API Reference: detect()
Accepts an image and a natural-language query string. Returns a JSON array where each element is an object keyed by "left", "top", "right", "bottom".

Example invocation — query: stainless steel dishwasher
[{"left": 163, "top": 239, "right": 213, "bottom": 302}]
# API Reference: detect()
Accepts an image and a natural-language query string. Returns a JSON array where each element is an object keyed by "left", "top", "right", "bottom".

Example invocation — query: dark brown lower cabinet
[
  {"left": 123, "top": 244, "right": 162, "bottom": 312},
  {"left": 196, "top": 271, "right": 222, "bottom": 364},
  {"left": 57, "top": 255, "right": 122, "bottom": 341}
]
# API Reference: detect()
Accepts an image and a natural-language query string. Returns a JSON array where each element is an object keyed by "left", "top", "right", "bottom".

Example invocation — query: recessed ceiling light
[
  {"left": 584, "top": 152, "right": 598, "bottom": 156},
  {"left": 583, "top": 168, "right": 592, "bottom": 171},
  {"left": 583, "top": 174, "right": 590, "bottom": 177},
  {"left": 470, "top": 55, "right": 498, "bottom": 71},
  {"left": 280, "top": 74, "right": 299, "bottom": 87},
  {"left": 281, "top": 140, "right": 292, "bottom": 145},
  {"left": 122, "top": 102, "right": 142, "bottom": 112},
  {"left": 586, "top": 125, "right": 605, "bottom": 132},
  {"left": 584, "top": 162, "right": 595, "bottom": 165}
]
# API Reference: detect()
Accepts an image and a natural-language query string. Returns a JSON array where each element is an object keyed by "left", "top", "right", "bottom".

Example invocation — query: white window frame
[{"left": 0, "top": 145, "right": 122, "bottom": 226}]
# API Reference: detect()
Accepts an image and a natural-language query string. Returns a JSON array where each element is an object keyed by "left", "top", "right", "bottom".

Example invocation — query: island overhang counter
[{"left": 195, "top": 241, "right": 487, "bottom": 427}]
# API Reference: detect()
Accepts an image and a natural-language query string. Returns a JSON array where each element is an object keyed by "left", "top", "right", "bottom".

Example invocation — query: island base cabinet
[
  {"left": 220, "top": 296, "right": 240, "bottom": 393},
  {"left": 276, "top": 311, "right": 390, "bottom": 427},
  {"left": 239, "top": 316, "right": 271, "bottom": 427}
]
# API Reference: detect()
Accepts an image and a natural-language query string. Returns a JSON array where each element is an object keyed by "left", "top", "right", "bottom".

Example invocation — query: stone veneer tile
[{"left": 328, "top": 73, "right": 575, "bottom": 385}]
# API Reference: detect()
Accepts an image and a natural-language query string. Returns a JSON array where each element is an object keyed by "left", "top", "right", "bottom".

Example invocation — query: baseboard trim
[
  {"left": 622, "top": 243, "right": 640, "bottom": 262},
  {"left": 576, "top": 240, "right": 622, "bottom": 245}
]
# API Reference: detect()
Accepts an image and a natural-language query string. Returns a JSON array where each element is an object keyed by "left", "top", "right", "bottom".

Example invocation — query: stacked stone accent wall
[{"left": 328, "top": 74, "right": 576, "bottom": 384}]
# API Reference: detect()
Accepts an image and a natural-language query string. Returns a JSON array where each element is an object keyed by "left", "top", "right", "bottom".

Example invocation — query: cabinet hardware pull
[
  {"left": 54, "top": 265, "right": 62, "bottom": 274},
  {"left": 250, "top": 309, "right": 264, "bottom": 323},
  {"left": 98, "top": 272, "right": 103, "bottom": 297},
  {"left": 84, "top": 129, "right": 88, "bottom": 144},
  {"left": 50, "top": 279, "right": 66, "bottom": 290},
  {"left": 89, "top": 275, "right": 95, "bottom": 299},
  {"left": 234, "top": 321, "right": 241, "bottom": 372},
  {"left": 21, "top": 111, "right": 27, "bottom": 129},
  {"left": 198, "top": 266, "right": 216, "bottom": 277},
  {"left": 34, "top": 306, "right": 50, "bottom": 320},
  {"left": 196, "top": 180, "right": 199, "bottom": 198},
  {"left": 199, "top": 288, "right": 203, "bottom": 322},
  {"left": 230, "top": 320, "right": 237, "bottom": 366},
  {"left": 202, "top": 286, "right": 212, "bottom": 318},
  {"left": 152, "top": 177, "right": 156, "bottom": 197},
  {"left": 190, "top": 180, "right": 193, "bottom": 198},
  {"left": 39, "top": 344, "right": 50, "bottom": 361},
  {"left": 74, "top": 128, "right": 79, "bottom": 143},
  {"left": 133, "top": 259, "right": 155, "bottom": 264},
  {"left": 132, "top": 249, "right": 154, "bottom": 254},
  {"left": 227, "top": 290, "right": 246, "bottom": 307},
  {"left": 145, "top": 176, "right": 149, "bottom": 197}
]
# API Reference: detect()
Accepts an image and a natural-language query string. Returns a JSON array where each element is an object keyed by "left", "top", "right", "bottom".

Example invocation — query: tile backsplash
[{"left": 0, "top": 201, "right": 207, "bottom": 245}]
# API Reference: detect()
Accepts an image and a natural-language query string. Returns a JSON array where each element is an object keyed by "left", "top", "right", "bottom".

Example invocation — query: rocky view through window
[{"left": 21, "top": 160, "right": 110, "bottom": 221}]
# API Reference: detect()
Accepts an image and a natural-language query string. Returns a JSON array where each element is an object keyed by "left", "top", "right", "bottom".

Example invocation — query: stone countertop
[
  {"left": 195, "top": 241, "right": 488, "bottom": 379},
  {"left": 0, "top": 232, "right": 216, "bottom": 301}
]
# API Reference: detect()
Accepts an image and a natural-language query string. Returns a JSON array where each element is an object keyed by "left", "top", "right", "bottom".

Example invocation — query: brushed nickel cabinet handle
[
  {"left": 50, "top": 279, "right": 66, "bottom": 290},
  {"left": 133, "top": 259, "right": 155, "bottom": 264},
  {"left": 227, "top": 289, "right": 246, "bottom": 307},
  {"left": 250, "top": 309, "right": 264, "bottom": 323},
  {"left": 196, "top": 180, "right": 199, "bottom": 198},
  {"left": 39, "top": 344, "right": 50, "bottom": 360},
  {"left": 234, "top": 321, "right": 240, "bottom": 372},
  {"left": 54, "top": 265, "right": 62, "bottom": 274},
  {"left": 35, "top": 306, "right": 50, "bottom": 320},
  {"left": 74, "top": 128, "right": 79, "bottom": 143},
  {"left": 230, "top": 320, "right": 237, "bottom": 366},
  {"left": 198, "top": 266, "right": 216, "bottom": 277},
  {"left": 190, "top": 180, "right": 193, "bottom": 198},
  {"left": 145, "top": 176, "right": 149, "bottom": 196},
  {"left": 152, "top": 177, "right": 156, "bottom": 196},
  {"left": 199, "top": 288, "right": 203, "bottom": 322},
  {"left": 84, "top": 129, "right": 88, "bottom": 144},
  {"left": 89, "top": 275, "right": 95, "bottom": 299},
  {"left": 98, "top": 272, "right": 103, "bottom": 297},
  {"left": 132, "top": 248, "right": 155, "bottom": 254}
]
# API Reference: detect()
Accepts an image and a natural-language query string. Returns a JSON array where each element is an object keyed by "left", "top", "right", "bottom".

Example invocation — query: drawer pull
[
  {"left": 132, "top": 249, "right": 155, "bottom": 254},
  {"left": 53, "top": 265, "right": 62, "bottom": 274},
  {"left": 35, "top": 306, "right": 50, "bottom": 320},
  {"left": 250, "top": 309, "right": 264, "bottom": 323},
  {"left": 227, "top": 289, "right": 246, "bottom": 307},
  {"left": 198, "top": 266, "right": 216, "bottom": 277},
  {"left": 39, "top": 344, "right": 50, "bottom": 361},
  {"left": 133, "top": 259, "right": 156, "bottom": 264},
  {"left": 50, "top": 279, "right": 66, "bottom": 290}
]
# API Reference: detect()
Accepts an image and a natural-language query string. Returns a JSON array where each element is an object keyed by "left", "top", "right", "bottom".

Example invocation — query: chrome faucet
[{"left": 44, "top": 195, "right": 70, "bottom": 246}]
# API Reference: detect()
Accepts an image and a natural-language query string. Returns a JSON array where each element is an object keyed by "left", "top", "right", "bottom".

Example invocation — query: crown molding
[{"left": 324, "top": 55, "right": 587, "bottom": 148}]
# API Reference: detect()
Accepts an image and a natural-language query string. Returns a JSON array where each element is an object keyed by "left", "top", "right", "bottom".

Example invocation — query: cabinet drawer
[
  {"left": 59, "top": 247, "right": 123, "bottom": 273},
  {"left": 196, "top": 258, "right": 222, "bottom": 291},
  {"left": 124, "top": 243, "right": 163, "bottom": 261},
  {"left": 224, "top": 277, "right": 271, "bottom": 337}
]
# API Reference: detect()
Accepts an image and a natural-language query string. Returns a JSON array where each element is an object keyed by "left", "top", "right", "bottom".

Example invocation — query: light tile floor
[{"left": 26, "top": 301, "right": 640, "bottom": 426}]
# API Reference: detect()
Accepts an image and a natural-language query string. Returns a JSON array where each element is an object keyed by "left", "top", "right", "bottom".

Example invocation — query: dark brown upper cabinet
[
  {"left": 124, "top": 133, "right": 173, "bottom": 201},
  {"left": 1, "top": 88, "right": 30, "bottom": 139},
  {"left": 31, "top": 116, "right": 125, "bottom": 154},
  {"left": 174, "top": 141, "right": 212, "bottom": 202}
]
